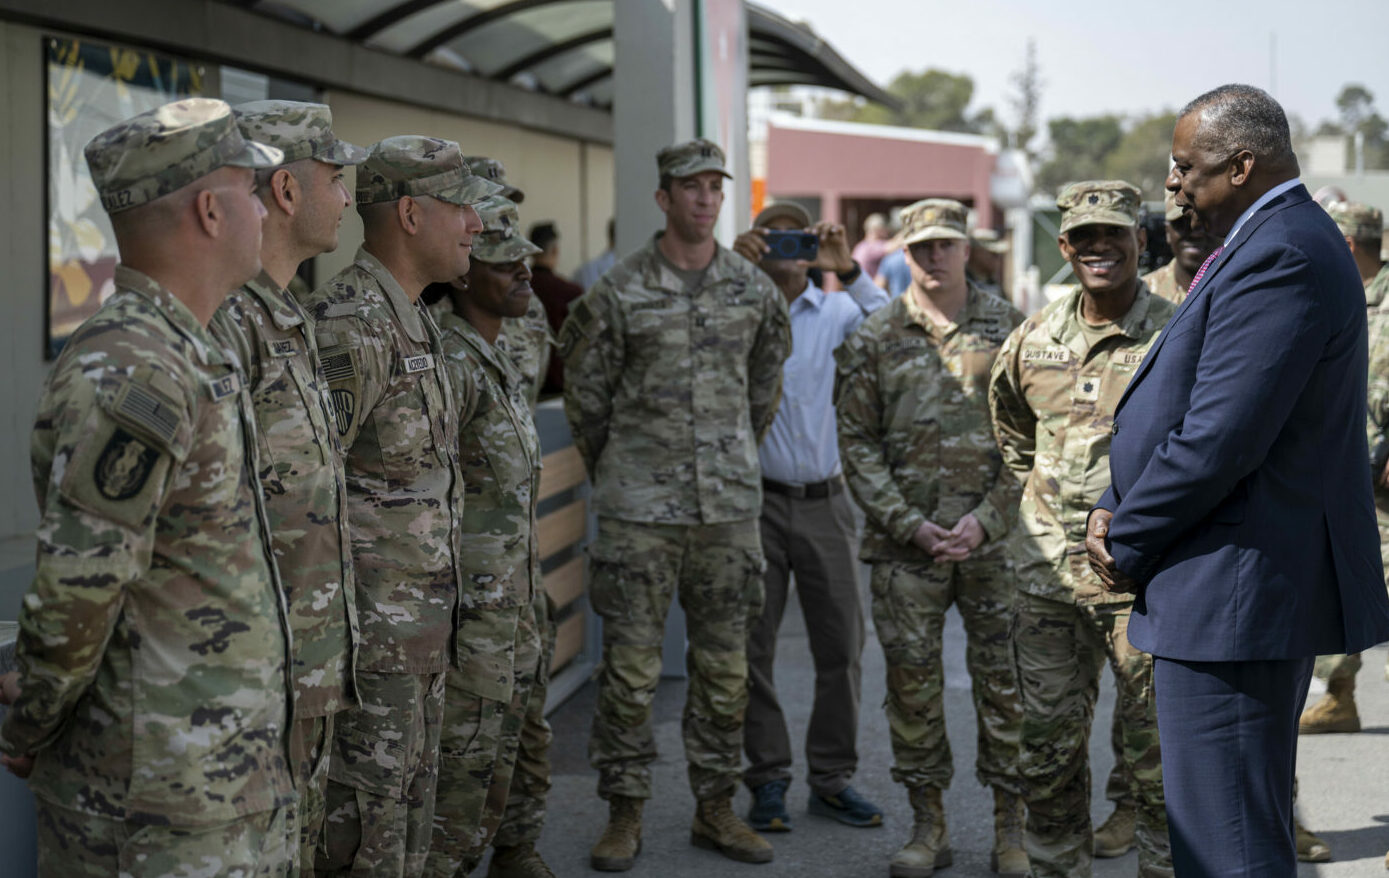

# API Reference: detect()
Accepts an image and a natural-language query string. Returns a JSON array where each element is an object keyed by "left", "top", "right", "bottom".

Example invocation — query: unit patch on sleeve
[{"left": 94, "top": 427, "right": 161, "bottom": 501}]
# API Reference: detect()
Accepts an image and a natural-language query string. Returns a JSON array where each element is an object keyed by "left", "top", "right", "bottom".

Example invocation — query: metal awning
[{"left": 228, "top": 0, "right": 900, "bottom": 110}]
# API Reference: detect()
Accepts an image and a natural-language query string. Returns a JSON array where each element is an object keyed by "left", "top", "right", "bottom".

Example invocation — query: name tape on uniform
[
  {"left": 402, "top": 354, "right": 436, "bottom": 374},
  {"left": 1022, "top": 346, "right": 1071, "bottom": 363},
  {"left": 207, "top": 373, "right": 242, "bottom": 401}
]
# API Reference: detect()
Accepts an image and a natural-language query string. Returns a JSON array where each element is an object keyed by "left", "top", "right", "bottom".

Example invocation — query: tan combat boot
[
  {"left": 1299, "top": 677, "right": 1361, "bottom": 733},
  {"left": 990, "top": 788, "right": 1028, "bottom": 876},
  {"left": 1295, "top": 818, "right": 1331, "bottom": 863},
  {"left": 1093, "top": 801, "right": 1137, "bottom": 857},
  {"left": 890, "top": 786, "right": 952, "bottom": 878},
  {"left": 487, "top": 842, "right": 556, "bottom": 878},
  {"left": 590, "top": 795, "right": 644, "bottom": 872},
  {"left": 690, "top": 795, "right": 774, "bottom": 863}
]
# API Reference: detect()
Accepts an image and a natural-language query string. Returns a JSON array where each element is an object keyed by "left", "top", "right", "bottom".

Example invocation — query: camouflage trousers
[
  {"left": 588, "top": 516, "right": 765, "bottom": 802},
  {"left": 289, "top": 713, "right": 335, "bottom": 878},
  {"left": 426, "top": 601, "right": 543, "bottom": 877},
  {"left": 1012, "top": 592, "right": 1171, "bottom": 878},
  {"left": 36, "top": 799, "right": 290, "bottom": 878},
  {"left": 869, "top": 557, "right": 1020, "bottom": 792},
  {"left": 492, "top": 590, "right": 557, "bottom": 850},
  {"left": 317, "top": 671, "right": 445, "bottom": 878},
  {"left": 1313, "top": 514, "right": 1389, "bottom": 685}
]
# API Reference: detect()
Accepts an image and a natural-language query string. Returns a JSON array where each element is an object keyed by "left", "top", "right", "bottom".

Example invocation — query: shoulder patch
[
  {"left": 113, "top": 382, "right": 182, "bottom": 448},
  {"left": 320, "top": 346, "right": 356, "bottom": 383},
  {"left": 331, "top": 389, "right": 355, "bottom": 436},
  {"left": 94, "top": 428, "right": 160, "bottom": 501}
]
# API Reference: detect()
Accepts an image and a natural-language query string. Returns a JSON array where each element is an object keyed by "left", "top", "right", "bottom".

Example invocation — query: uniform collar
[
  {"left": 901, "top": 282, "right": 985, "bottom": 337},
  {"left": 637, "top": 233, "right": 737, "bottom": 293},
  {"left": 114, "top": 264, "right": 227, "bottom": 366},
  {"left": 243, "top": 271, "right": 307, "bottom": 331},
  {"left": 433, "top": 304, "right": 519, "bottom": 390},
  {"left": 354, "top": 246, "right": 427, "bottom": 343},
  {"left": 1047, "top": 281, "right": 1156, "bottom": 355}
]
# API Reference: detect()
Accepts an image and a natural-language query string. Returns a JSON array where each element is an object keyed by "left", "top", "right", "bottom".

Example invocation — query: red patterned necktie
[{"left": 1187, "top": 246, "right": 1224, "bottom": 294}]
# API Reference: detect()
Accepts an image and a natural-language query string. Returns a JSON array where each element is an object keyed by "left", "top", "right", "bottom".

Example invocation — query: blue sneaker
[
  {"left": 808, "top": 785, "right": 884, "bottom": 828},
  {"left": 747, "top": 779, "right": 792, "bottom": 832}
]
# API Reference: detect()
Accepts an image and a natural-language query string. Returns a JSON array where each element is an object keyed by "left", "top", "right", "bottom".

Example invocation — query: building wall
[
  {"left": 318, "top": 90, "right": 614, "bottom": 283},
  {"left": 765, "top": 123, "right": 998, "bottom": 229},
  {"left": 0, "top": 21, "right": 48, "bottom": 619},
  {"left": 0, "top": 21, "right": 615, "bottom": 621}
]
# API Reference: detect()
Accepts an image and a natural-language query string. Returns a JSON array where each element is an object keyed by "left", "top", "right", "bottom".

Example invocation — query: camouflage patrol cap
[
  {"left": 1325, "top": 200, "right": 1384, "bottom": 242},
  {"left": 1163, "top": 189, "right": 1184, "bottom": 223},
  {"left": 356, "top": 136, "right": 503, "bottom": 206},
  {"left": 898, "top": 199, "right": 969, "bottom": 246},
  {"left": 970, "top": 228, "right": 1009, "bottom": 254},
  {"left": 463, "top": 155, "right": 524, "bottom": 203},
  {"left": 85, "top": 97, "right": 283, "bottom": 214},
  {"left": 233, "top": 100, "right": 368, "bottom": 166},
  {"left": 471, "top": 195, "right": 542, "bottom": 263},
  {"left": 657, "top": 138, "right": 733, "bottom": 180},
  {"left": 1057, "top": 180, "right": 1142, "bottom": 234},
  {"left": 754, "top": 201, "right": 812, "bottom": 229}
]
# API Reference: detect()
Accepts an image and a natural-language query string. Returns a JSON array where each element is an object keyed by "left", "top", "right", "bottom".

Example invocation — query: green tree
[
  {"left": 1103, "top": 112, "right": 1178, "bottom": 200},
  {"left": 1035, "top": 115, "right": 1123, "bottom": 194},
  {"left": 1007, "top": 40, "right": 1043, "bottom": 157},
  {"left": 817, "top": 68, "right": 991, "bottom": 133}
]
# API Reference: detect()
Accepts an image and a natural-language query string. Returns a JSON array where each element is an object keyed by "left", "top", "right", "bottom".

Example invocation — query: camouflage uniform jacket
[
  {"left": 989, "top": 283, "right": 1176, "bottom": 605},
  {"left": 210, "top": 273, "right": 359, "bottom": 718},
  {"left": 1362, "top": 264, "right": 1389, "bottom": 511},
  {"left": 559, "top": 235, "right": 791, "bottom": 524},
  {"left": 496, "top": 293, "right": 553, "bottom": 408},
  {"left": 297, "top": 248, "right": 464, "bottom": 674},
  {"left": 1142, "top": 261, "right": 1186, "bottom": 305},
  {"left": 834, "top": 284, "right": 1024, "bottom": 562},
  {"left": 434, "top": 306, "right": 543, "bottom": 703},
  {"left": 1, "top": 267, "right": 294, "bottom": 823}
]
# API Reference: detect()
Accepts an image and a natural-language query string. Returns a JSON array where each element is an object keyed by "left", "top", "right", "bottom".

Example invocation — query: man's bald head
[{"left": 1179, "top": 84, "right": 1298, "bottom": 172}]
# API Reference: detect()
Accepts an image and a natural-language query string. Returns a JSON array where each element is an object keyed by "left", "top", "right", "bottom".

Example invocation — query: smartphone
[{"left": 762, "top": 230, "right": 819, "bottom": 262}]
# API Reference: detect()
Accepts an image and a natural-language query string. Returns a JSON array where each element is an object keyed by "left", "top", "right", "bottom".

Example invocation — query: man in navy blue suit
[{"left": 1087, "top": 84, "right": 1389, "bottom": 876}]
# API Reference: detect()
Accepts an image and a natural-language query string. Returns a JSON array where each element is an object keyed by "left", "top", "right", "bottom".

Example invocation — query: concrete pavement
[{"left": 517, "top": 577, "right": 1389, "bottom": 878}]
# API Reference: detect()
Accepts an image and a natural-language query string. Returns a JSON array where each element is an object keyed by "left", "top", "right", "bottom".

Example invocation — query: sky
[{"left": 756, "top": 0, "right": 1389, "bottom": 132}]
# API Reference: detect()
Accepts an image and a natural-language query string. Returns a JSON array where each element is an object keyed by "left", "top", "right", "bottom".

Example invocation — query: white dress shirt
[
  {"left": 1224, "top": 177, "right": 1302, "bottom": 246},
  {"left": 759, "top": 272, "right": 889, "bottom": 485}
]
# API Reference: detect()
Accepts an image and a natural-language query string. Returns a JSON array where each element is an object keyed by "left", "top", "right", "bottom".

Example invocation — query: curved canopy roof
[{"left": 232, "top": 0, "right": 900, "bottom": 110}]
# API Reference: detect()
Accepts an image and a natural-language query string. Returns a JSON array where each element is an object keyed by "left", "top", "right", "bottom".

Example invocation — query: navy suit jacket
[{"left": 1098, "top": 184, "right": 1389, "bottom": 661}]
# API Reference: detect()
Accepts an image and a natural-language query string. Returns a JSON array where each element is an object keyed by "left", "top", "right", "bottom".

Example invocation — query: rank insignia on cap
[
  {"left": 94, "top": 427, "right": 160, "bottom": 501},
  {"left": 1089, "top": 194, "right": 1100, "bottom": 205}
]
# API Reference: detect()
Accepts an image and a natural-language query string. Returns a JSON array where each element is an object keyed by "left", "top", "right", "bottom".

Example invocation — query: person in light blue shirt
[
  {"left": 731, "top": 201, "right": 888, "bottom": 835},
  {"left": 572, "top": 218, "right": 616, "bottom": 291},
  {"left": 875, "top": 245, "right": 912, "bottom": 297}
]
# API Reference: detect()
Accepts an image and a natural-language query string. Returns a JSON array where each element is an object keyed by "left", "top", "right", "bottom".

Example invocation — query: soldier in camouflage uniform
[
  {"left": 560, "top": 138, "right": 791, "bottom": 870},
  {"left": 835, "top": 199, "right": 1027, "bottom": 878},
  {"left": 298, "top": 136, "right": 500, "bottom": 877},
  {"left": 0, "top": 99, "right": 295, "bottom": 876},
  {"left": 207, "top": 101, "right": 368, "bottom": 878},
  {"left": 467, "top": 156, "right": 555, "bottom": 411},
  {"left": 1096, "top": 188, "right": 1218, "bottom": 858},
  {"left": 1300, "top": 200, "right": 1389, "bottom": 739},
  {"left": 1140, "top": 191, "right": 1221, "bottom": 306},
  {"left": 419, "top": 197, "right": 553, "bottom": 878},
  {"left": 989, "top": 181, "right": 1174, "bottom": 878},
  {"left": 458, "top": 163, "right": 560, "bottom": 878}
]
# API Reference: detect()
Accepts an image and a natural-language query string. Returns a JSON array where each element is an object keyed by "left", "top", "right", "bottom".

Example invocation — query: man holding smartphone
[{"left": 731, "top": 203, "right": 888, "bottom": 833}]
